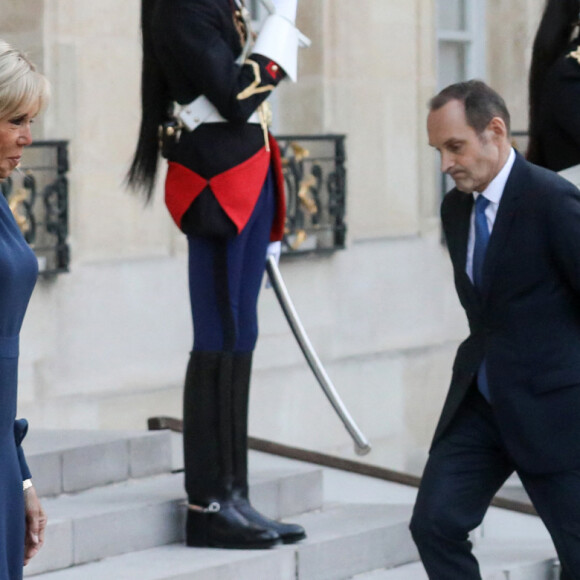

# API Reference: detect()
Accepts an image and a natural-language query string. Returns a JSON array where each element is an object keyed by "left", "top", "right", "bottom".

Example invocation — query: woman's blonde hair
[{"left": 0, "top": 40, "right": 50, "bottom": 121}]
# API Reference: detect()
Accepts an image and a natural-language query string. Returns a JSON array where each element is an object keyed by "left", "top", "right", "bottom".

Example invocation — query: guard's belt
[{"left": 178, "top": 95, "right": 260, "bottom": 132}]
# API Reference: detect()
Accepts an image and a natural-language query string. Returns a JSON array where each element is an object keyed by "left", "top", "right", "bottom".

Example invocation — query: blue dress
[{"left": 0, "top": 193, "right": 37, "bottom": 579}]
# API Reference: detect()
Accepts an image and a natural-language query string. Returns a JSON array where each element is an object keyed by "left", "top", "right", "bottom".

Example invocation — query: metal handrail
[{"left": 147, "top": 415, "right": 537, "bottom": 516}]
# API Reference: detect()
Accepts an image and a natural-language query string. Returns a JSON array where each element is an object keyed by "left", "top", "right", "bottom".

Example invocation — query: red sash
[
  {"left": 165, "top": 134, "right": 286, "bottom": 241},
  {"left": 165, "top": 146, "right": 270, "bottom": 234}
]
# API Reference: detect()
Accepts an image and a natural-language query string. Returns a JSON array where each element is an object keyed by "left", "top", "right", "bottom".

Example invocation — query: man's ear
[{"left": 488, "top": 116, "right": 508, "bottom": 142}]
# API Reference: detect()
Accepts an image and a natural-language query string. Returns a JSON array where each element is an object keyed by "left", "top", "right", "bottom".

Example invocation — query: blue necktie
[
  {"left": 473, "top": 195, "right": 491, "bottom": 401},
  {"left": 473, "top": 195, "right": 490, "bottom": 290}
]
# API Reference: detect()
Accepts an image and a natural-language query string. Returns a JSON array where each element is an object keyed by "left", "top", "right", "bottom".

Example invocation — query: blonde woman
[{"left": 0, "top": 40, "right": 49, "bottom": 578}]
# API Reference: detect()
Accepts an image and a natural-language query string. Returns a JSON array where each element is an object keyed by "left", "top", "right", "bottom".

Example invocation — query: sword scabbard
[{"left": 266, "top": 256, "right": 371, "bottom": 456}]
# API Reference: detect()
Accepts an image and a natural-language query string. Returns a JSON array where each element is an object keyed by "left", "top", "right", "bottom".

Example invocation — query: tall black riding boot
[
  {"left": 183, "top": 351, "right": 280, "bottom": 549},
  {"left": 231, "top": 352, "right": 306, "bottom": 544}
]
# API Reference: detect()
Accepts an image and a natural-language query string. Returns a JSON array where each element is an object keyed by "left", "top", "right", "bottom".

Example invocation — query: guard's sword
[{"left": 266, "top": 256, "right": 371, "bottom": 456}]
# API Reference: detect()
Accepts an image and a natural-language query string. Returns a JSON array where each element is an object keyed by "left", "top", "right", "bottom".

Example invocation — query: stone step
[
  {"left": 291, "top": 503, "right": 417, "bottom": 580},
  {"left": 350, "top": 539, "right": 557, "bottom": 579},
  {"left": 245, "top": 451, "right": 324, "bottom": 520},
  {"left": 25, "top": 461, "right": 323, "bottom": 577},
  {"left": 24, "top": 430, "right": 174, "bottom": 496},
  {"left": 29, "top": 503, "right": 418, "bottom": 580},
  {"left": 29, "top": 544, "right": 297, "bottom": 580}
]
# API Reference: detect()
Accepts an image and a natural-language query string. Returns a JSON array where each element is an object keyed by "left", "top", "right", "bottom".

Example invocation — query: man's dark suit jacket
[{"left": 433, "top": 151, "right": 580, "bottom": 474}]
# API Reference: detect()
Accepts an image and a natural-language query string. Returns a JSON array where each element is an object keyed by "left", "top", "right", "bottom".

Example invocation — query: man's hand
[{"left": 23, "top": 486, "right": 46, "bottom": 565}]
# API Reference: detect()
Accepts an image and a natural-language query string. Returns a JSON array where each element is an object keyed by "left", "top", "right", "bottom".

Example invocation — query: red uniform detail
[
  {"left": 268, "top": 134, "right": 286, "bottom": 241},
  {"left": 165, "top": 147, "right": 271, "bottom": 233},
  {"left": 211, "top": 147, "right": 271, "bottom": 233},
  {"left": 165, "top": 138, "right": 286, "bottom": 240},
  {"left": 266, "top": 60, "right": 283, "bottom": 81},
  {"left": 165, "top": 163, "right": 207, "bottom": 228}
]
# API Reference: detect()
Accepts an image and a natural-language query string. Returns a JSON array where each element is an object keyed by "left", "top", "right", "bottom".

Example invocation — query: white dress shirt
[{"left": 466, "top": 148, "right": 516, "bottom": 283}]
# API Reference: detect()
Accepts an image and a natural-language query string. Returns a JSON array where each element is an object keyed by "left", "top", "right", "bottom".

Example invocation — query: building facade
[{"left": 3, "top": 0, "right": 544, "bottom": 474}]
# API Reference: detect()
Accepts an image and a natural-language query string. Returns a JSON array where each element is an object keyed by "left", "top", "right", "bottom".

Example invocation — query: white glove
[
  {"left": 255, "top": 0, "right": 310, "bottom": 82},
  {"left": 264, "top": 241, "right": 282, "bottom": 289},
  {"left": 272, "top": 0, "right": 297, "bottom": 24},
  {"left": 266, "top": 241, "right": 281, "bottom": 265}
]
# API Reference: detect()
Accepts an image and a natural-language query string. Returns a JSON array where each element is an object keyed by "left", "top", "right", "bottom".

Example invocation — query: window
[{"left": 436, "top": 0, "right": 486, "bottom": 89}]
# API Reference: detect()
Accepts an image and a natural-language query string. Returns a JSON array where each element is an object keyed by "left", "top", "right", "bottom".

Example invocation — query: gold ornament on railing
[
  {"left": 298, "top": 174, "right": 318, "bottom": 215},
  {"left": 289, "top": 229, "right": 308, "bottom": 250},
  {"left": 289, "top": 142, "right": 310, "bottom": 163},
  {"left": 8, "top": 187, "right": 31, "bottom": 235}
]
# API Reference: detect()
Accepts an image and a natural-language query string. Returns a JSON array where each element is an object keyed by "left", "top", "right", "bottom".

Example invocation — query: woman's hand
[{"left": 23, "top": 486, "right": 46, "bottom": 565}]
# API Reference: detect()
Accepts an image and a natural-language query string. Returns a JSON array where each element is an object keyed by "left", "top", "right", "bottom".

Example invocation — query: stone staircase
[
  {"left": 352, "top": 540, "right": 557, "bottom": 579},
  {"left": 22, "top": 430, "right": 558, "bottom": 579}
]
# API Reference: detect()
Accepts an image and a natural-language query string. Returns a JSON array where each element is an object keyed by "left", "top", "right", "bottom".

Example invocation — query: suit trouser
[{"left": 410, "top": 387, "right": 580, "bottom": 580}]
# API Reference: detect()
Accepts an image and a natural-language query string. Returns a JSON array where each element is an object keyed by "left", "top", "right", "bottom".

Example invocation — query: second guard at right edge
[
  {"left": 527, "top": 0, "right": 580, "bottom": 172},
  {"left": 127, "top": 0, "right": 310, "bottom": 551}
]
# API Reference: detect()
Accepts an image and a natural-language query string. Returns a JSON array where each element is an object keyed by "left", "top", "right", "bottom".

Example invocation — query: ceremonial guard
[
  {"left": 127, "top": 0, "right": 309, "bottom": 549},
  {"left": 527, "top": 0, "right": 580, "bottom": 171}
]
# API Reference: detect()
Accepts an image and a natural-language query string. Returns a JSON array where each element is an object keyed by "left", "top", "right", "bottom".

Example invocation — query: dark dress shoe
[
  {"left": 234, "top": 499, "right": 306, "bottom": 544},
  {"left": 186, "top": 502, "right": 281, "bottom": 549}
]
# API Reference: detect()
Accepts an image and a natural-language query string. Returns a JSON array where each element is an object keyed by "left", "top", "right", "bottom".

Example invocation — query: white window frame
[{"left": 436, "top": 0, "right": 487, "bottom": 88}]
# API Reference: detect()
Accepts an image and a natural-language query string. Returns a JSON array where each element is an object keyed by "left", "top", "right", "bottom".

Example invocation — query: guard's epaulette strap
[
  {"left": 567, "top": 46, "right": 580, "bottom": 66},
  {"left": 237, "top": 54, "right": 285, "bottom": 101}
]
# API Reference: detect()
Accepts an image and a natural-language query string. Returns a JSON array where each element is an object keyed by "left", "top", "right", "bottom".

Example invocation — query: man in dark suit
[{"left": 409, "top": 80, "right": 580, "bottom": 579}]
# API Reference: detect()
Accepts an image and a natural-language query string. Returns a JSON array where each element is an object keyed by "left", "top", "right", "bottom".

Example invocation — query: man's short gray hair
[{"left": 429, "top": 80, "right": 511, "bottom": 137}]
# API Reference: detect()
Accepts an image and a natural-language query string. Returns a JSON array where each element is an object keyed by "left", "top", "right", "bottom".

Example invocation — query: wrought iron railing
[
  {"left": 276, "top": 134, "right": 347, "bottom": 256},
  {"left": 0, "top": 140, "right": 70, "bottom": 276},
  {"left": 0, "top": 135, "right": 342, "bottom": 273}
]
